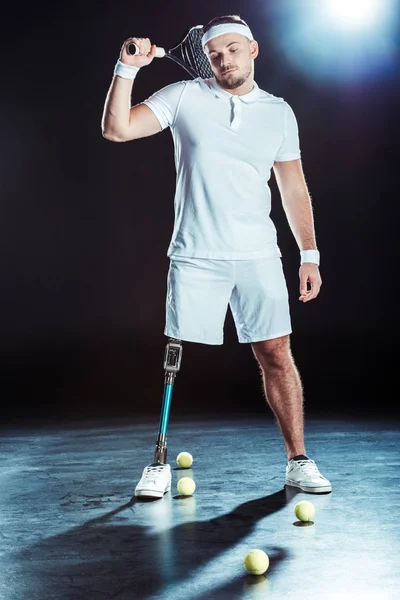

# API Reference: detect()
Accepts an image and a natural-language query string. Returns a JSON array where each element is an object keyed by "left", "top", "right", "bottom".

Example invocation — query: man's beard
[{"left": 216, "top": 66, "right": 252, "bottom": 90}]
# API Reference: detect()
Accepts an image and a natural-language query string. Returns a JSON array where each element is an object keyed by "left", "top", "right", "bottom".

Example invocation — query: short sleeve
[
  {"left": 141, "top": 81, "right": 187, "bottom": 130},
  {"left": 274, "top": 102, "right": 301, "bottom": 162}
]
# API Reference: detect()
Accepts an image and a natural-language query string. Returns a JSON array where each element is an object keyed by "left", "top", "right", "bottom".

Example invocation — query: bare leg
[{"left": 251, "top": 335, "right": 306, "bottom": 460}]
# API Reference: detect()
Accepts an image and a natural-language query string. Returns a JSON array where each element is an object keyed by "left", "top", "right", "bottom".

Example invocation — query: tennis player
[{"left": 102, "top": 15, "right": 332, "bottom": 497}]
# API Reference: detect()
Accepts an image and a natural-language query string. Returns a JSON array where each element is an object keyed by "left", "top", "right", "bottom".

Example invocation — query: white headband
[{"left": 201, "top": 23, "right": 254, "bottom": 51}]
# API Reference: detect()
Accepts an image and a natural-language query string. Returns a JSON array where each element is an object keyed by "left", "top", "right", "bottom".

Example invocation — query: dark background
[{"left": 1, "top": 0, "right": 399, "bottom": 423}]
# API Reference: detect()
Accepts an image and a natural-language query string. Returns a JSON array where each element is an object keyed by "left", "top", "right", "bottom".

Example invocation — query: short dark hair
[{"left": 202, "top": 15, "right": 250, "bottom": 35}]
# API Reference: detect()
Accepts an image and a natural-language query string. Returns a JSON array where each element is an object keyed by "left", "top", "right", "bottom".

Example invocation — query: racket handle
[{"left": 127, "top": 43, "right": 166, "bottom": 58}]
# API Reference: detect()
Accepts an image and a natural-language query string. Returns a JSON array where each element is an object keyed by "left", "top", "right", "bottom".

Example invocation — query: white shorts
[{"left": 164, "top": 256, "right": 292, "bottom": 345}]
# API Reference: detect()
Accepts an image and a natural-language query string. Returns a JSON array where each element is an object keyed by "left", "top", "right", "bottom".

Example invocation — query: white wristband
[
  {"left": 114, "top": 60, "right": 140, "bottom": 80},
  {"left": 300, "top": 249, "right": 320, "bottom": 266}
]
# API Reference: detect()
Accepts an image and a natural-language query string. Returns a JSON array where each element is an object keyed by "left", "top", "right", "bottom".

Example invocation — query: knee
[{"left": 252, "top": 335, "right": 291, "bottom": 370}]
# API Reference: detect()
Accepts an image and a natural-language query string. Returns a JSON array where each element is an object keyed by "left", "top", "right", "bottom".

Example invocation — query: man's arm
[
  {"left": 101, "top": 37, "right": 161, "bottom": 142},
  {"left": 273, "top": 158, "right": 322, "bottom": 302},
  {"left": 273, "top": 158, "right": 317, "bottom": 252}
]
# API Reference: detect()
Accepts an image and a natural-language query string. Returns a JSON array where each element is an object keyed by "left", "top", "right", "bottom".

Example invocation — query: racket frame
[{"left": 127, "top": 25, "right": 213, "bottom": 79}]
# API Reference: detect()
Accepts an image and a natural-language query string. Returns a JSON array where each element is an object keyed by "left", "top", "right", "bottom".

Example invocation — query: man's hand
[
  {"left": 119, "top": 37, "right": 157, "bottom": 68},
  {"left": 299, "top": 263, "right": 322, "bottom": 302}
]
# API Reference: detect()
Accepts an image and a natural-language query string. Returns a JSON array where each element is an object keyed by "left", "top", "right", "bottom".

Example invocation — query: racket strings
[{"left": 181, "top": 27, "right": 214, "bottom": 79}]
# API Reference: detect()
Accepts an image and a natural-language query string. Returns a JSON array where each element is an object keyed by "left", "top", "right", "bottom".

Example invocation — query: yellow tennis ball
[
  {"left": 177, "top": 477, "right": 196, "bottom": 496},
  {"left": 294, "top": 500, "right": 315, "bottom": 522},
  {"left": 243, "top": 549, "right": 269, "bottom": 575},
  {"left": 176, "top": 452, "right": 193, "bottom": 468}
]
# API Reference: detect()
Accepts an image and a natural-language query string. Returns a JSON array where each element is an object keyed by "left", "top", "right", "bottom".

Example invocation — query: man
[{"left": 101, "top": 15, "right": 332, "bottom": 497}]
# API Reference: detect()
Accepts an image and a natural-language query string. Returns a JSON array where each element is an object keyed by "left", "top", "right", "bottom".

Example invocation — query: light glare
[
  {"left": 267, "top": 0, "right": 396, "bottom": 85},
  {"left": 326, "top": 0, "right": 383, "bottom": 29}
]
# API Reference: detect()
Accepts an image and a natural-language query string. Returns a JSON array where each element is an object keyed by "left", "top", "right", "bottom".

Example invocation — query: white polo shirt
[{"left": 142, "top": 77, "right": 301, "bottom": 259}]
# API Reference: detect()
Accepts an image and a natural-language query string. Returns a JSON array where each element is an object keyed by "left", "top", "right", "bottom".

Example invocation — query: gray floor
[{"left": 0, "top": 415, "right": 399, "bottom": 600}]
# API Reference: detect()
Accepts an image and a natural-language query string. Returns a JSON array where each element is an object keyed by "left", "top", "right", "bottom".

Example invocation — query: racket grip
[{"left": 127, "top": 43, "right": 165, "bottom": 58}]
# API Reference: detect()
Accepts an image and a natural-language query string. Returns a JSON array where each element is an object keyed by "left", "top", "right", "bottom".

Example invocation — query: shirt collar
[{"left": 207, "top": 77, "right": 260, "bottom": 103}]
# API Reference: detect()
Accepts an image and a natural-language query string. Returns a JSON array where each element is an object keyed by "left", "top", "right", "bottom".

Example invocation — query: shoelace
[
  {"left": 294, "top": 459, "right": 320, "bottom": 475},
  {"left": 142, "top": 465, "right": 168, "bottom": 482}
]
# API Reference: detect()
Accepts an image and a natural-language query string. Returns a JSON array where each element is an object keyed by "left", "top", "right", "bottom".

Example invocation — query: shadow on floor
[{"left": 15, "top": 488, "right": 299, "bottom": 599}]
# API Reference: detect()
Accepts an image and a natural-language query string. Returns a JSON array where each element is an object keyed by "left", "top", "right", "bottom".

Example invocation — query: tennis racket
[{"left": 127, "top": 25, "right": 214, "bottom": 79}]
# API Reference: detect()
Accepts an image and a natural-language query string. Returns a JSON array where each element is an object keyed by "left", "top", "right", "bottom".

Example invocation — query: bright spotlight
[
  {"left": 325, "top": 0, "right": 386, "bottom": 29},
  {"left": 267, "top": 0, "right": 397, "bottom": 84}
]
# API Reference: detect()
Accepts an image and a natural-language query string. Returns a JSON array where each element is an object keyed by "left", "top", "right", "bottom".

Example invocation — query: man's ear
[{"left": 250, "top": 40, "right": 259, "bottom": 59}]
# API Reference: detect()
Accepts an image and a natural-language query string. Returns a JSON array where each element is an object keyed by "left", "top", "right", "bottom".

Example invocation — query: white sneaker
[
  {"left": 285, "top": 457, "right": 332, "bottom": 494},
  {"left": 134, "top": 463, "right": 171, "bottom": 498}
]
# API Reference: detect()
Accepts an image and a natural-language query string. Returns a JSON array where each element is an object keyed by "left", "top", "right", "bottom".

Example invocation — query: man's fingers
[
  {"left": 298, "top": 264, "right": 322, "bottom": 302},
  {"left": 299, "top": 281, "right": 321, "bottom": 302},
  {"left": 299, "top": 273, "right": 309, "bottom": 297}
]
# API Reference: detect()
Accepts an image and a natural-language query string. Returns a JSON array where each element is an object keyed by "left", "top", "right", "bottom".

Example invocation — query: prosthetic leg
[{"left": 153, "top": 338, "right": 183, "bottom": 464}]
